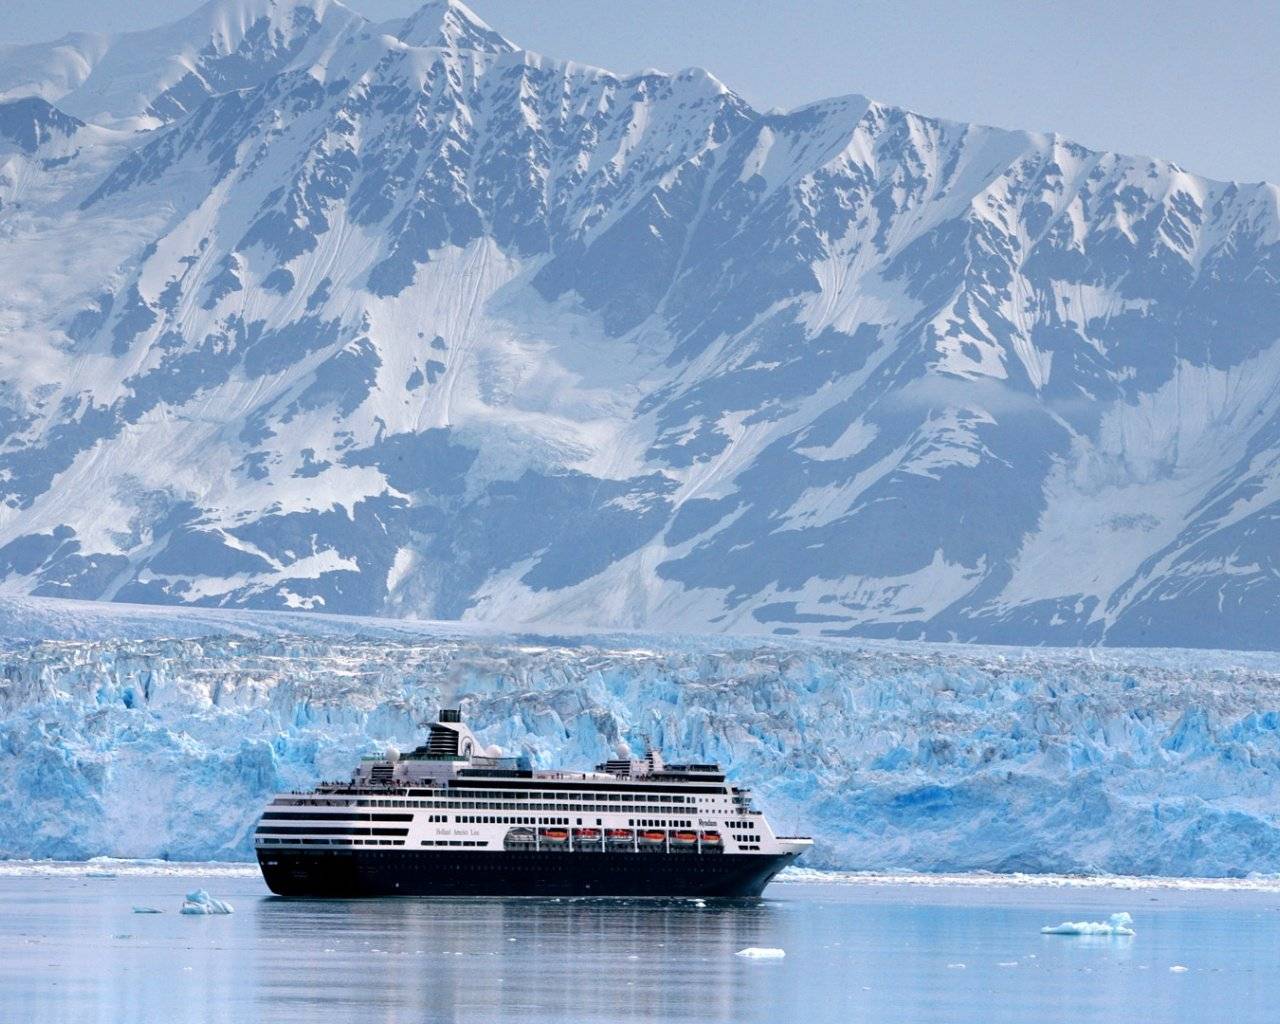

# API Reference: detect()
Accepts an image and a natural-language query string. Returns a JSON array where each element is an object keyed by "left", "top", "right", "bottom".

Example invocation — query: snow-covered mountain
[
  {"left": 2, "top": 0, "right": 1280, "bottom": 647},
  {"left": 2, "top": 596, "right": 1278, "bottom": 874}
]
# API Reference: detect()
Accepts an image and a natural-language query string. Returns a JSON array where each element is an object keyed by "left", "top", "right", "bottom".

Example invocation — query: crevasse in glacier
[{"left": 1, "top": 598, "right": 1278, "bottom": 876}]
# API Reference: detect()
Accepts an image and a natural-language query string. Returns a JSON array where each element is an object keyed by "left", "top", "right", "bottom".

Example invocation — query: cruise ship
[{"left": 256, "top": 709, "right": 812, "bottom": 897}]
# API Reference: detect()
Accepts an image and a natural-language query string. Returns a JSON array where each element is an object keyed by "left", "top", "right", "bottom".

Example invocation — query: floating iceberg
[
  {"left": 1041, "top": 912, "right": 1134, "bottom": 936},
  {"left": 179, "top": 889, "right": 233, "bottom": 915},
  {"left": 736, "top": 947, "right": 786, "bottom": 959},
  {"left": 131, "top": 906, "right": 163, "bottom": 914}
]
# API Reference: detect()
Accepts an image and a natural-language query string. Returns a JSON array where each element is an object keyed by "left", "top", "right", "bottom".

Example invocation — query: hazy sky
[{"left": 3, "top": 0, "right": 1275, "bottom": 183}]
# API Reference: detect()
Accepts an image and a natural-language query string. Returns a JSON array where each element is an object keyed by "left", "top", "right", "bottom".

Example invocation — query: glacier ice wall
[{"left": 2, "top": 599, "right": 1279, "bottom": 876}]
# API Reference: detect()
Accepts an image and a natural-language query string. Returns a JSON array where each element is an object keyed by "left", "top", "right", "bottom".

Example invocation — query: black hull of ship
[{"left": 257, "top": 848, "right": 798, "bottom": 899}]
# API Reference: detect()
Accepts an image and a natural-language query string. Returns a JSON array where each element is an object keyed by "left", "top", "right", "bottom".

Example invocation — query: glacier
[
  {"left": 2, "top": 595, "right": 1280, "bottom": 876},
  {"left": 0, "top": 0, "right": 1278, "bottom": 647}
]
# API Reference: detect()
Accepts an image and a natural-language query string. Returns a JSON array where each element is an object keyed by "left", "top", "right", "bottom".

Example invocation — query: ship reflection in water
[{"left": 254, "top": 893, "right": 777, "bottom": 1021}]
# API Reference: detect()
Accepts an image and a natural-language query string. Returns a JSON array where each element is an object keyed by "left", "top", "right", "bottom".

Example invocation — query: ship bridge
[{"left": 349, "top": 709, "right": 531, "bottom": 787}]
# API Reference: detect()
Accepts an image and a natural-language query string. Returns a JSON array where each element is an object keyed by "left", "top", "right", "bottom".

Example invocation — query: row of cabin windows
[
  {"left": 357, "top": 795, "right": 691, "bottom": 807},
  {"left": 415, "top": 790, "right": 703, "bottom": 802},
  {"left": 630, "top": 819, "right": 694, "bottom": 828},
  {"left": 420, "top": 840, "right": 487, "bottom": 847},
  {"left": 261, "top": 811, "right": 414, "bottom": 822},
  {"left": 356, "top": 800, "right": 692, "bottom": 815},
  {"left": 257, "top": 837, "right": 403, "bottom": 846},
  {"left": 285, "top": 789, "right": 728, "bottom": 806},
  {"left": 255, "top": 826, "right": 408, "bottom": 836},
  {"left": 453, "top": 819, "right": 596, "bottom": 829}
]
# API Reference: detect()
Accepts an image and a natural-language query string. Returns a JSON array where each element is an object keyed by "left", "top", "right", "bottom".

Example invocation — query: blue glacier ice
[{"left": 1, "top": 597, "right": 1279, "bottom": 877}]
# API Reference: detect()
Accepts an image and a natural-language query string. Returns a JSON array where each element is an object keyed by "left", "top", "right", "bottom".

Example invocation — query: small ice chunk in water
[
  {"left": 1040, "top": 912, "right": 1134, "bottom": 936},
  {"left": 735, "top": 947, "right": 785, "bottom": 959},
  {"left": 179, "top": 889, "right": 234, "bottom": 915},
  {"left": 1170, "top": 965, "right": 1189, "bottom": 973},
  {"left": 132, "top": 906, "right": 163, "bottom": 914}
]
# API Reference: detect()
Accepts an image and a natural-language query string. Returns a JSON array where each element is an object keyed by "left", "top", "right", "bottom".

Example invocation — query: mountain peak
[
  {"left": 393, "top": 0, "right": 517, "bottom": 54},
  {"left": 0, "top": 96, "right": 84, "bottom": 153}
]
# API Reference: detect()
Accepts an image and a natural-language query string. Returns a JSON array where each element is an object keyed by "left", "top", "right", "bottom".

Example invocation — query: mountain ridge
[{"left": 1, "top": 0, "right": 1279, "bottom": 647}]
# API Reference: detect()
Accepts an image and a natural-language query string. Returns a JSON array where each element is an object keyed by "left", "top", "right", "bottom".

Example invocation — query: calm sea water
[{"left": 2, "top": 871, "right": 1277, "bottom": 1023}]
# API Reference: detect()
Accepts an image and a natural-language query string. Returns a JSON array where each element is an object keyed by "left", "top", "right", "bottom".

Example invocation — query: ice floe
[
  {"left": 179, "top": 889, "right": 234, "bottom": 915},
  {"left": 735, "top": 947, "right": 786, "bottom": 959},
  {"left": 1041, "top": 912, "right": 1134, "bottom": 936}
]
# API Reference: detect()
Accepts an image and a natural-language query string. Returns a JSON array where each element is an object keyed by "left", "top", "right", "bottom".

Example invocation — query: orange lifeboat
[
  {"left": 605, "top": 828, "right": 633, "bottom": 843},
  {"left": 699, "top": 831, "right": 722, "bottom": 845},
  {"left": 671, "top": 830, "right": 698, "bottom": 845},
  {"left": 539, "top": 828, "right": 569, "bottom": 843},
  {"left": 573, "top": 828, "right": 601, "bottom": 841},
  {"left": 638, "top": 830, "right": 666, "bottom": 844}
]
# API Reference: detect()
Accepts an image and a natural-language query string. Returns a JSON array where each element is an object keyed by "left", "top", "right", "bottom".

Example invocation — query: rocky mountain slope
[{"left": 1, "top": 0, "right": 1279, "bottom": 646}]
